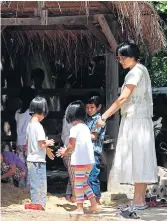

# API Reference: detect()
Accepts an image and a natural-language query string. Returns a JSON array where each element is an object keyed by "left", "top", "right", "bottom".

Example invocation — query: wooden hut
[{"left": 1, "top": 1, "right": 166, "bottom": 190}]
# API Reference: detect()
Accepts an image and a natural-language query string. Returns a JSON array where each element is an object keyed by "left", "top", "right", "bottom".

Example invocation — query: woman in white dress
[{"left": 97, "top": 42, "right": 158, "bottom": 209}]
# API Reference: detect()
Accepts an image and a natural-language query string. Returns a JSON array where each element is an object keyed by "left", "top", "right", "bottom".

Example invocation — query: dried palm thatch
[
  {"left": 109, "top": 1, "right": 166, "bottom": 54},
  {"left": 1, "top": 1, "right": 167, "bottom": 71},
  {"left": 2, "top": 29, "right": 97, "bottom": 73}
]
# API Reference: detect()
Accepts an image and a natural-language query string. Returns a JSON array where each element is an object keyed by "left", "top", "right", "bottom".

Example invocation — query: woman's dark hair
[
  {"left": 66, "top": 100, "right": 86, "bottom": 123},
  {"left": 29, "top": 96, "right": 48, "bottom": 117},
  {"left": 116, "top": 41, "right": 140, "bottom": 61},
  {"left": 86, "top": 96, "right": 102, "bottom": 108},
  {"left": 19, "top": 87, "right": 35, "bottom": 113}
]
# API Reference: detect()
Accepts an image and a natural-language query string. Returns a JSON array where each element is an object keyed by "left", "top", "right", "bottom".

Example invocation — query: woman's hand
[
  {"left": 46, "top": 147, "right": 55, "bottom": 160},
  {"left": 96, "top": 119, "right": 106, "bottom": 128}
]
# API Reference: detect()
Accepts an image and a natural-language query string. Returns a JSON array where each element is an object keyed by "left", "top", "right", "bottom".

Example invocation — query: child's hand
[
  {"left": 56, "top": 147, "right": 66, "bottom": 158},
  {"left": 46, "top": 147, "right": 55, "bottom": 160},
  {"left": 46, "top": 139, "right": 55, "bottom": 146}
]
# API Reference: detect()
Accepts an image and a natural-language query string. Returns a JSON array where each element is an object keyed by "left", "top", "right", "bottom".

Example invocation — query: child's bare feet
[
  {"left": 96, "top": 197, "right": 101, "bottom": 205},
  {"left": 65, "top": 195, "right": 71, "bottom": 202},
  {"left": 70, "top": 209, "right": 84, "bottom": 215},
  {"left": 89, "top": 196, "right": 98, "bottom": 212},
  {"left": 71, "top": 195, "right": 76, "bottom": 203}
]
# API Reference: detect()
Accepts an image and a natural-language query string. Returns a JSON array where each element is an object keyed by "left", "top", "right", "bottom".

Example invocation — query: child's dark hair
[
  {"left": 116, "top": 41, "right": 140, "bottom": 61},
  {"left": 19, "top": 87, "right": 35, "bottom": 113},
  {"left": 31, "top": 68, "right": 45, "bottom": 81},
  {"left": 66, "top": 100, "right": 86, "bottom": 123},
  {"left": 29, "top": 96, "right": 48, "bottom": 117},
  {"left": 86, "top": 96, "right": 102, "bottom": 108}
]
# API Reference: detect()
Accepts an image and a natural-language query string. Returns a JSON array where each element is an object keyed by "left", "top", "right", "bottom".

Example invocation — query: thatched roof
[{"left": 1, "top": 1, "right": 166, "bottom": 70}]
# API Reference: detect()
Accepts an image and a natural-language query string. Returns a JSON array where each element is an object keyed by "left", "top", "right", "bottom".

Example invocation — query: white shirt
[
  {"left": 70, "top": 123, "right": 95, "bottom": 165},
  {"left": 121, "top": 63, "right": 153, "bottom": 118},
  {"left": 26, "top": 121, "right": 46, "bottom": 162},
  {"left": 61, "top": 116, "right": 72, "bottom": 147},
  {"left": 15, "top": 109, "right": 31, "bottom": 145}
]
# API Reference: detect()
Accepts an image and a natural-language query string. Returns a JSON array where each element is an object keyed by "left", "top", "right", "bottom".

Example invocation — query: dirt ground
[{"left": 1, "top": 183, "right": 167, "bottom": 221}]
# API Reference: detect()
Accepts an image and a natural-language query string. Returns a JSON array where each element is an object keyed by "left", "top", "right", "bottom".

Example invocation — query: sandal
[
  {"left": 156, "top": 198, "right": 167, "bottom": 208},
  {"left": 134, "top": 204, "right": 148, "bottom": 210},
  {"left": 118, "top": 210, "right": 140, "bottom": 219}
]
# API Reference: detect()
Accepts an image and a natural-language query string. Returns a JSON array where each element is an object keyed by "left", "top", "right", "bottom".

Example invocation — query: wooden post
[{"left": 105, "top": 20, "right": 119, "bottom": 191}]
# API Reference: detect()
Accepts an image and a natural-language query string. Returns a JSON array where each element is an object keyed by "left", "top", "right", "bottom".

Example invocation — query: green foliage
[
  {"left": 148, "top": 1, "right": 167, "bottom": 87},
  {"left": 150, "top": 56, "right": 167, "bottom": 87},
  {"left": 153, "top": 1, "right": 167, "bottom": 13}
]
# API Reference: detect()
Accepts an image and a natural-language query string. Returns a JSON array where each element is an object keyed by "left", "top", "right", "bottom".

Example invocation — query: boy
[{"left": 85, "top": 96, "right": 106, "bottom": 204}]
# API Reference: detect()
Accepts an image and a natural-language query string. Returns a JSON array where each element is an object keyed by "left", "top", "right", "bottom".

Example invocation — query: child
[
  {"left": 85, "top": 96, "right": 106, "bottom": 204},
  {"left": 15, "top": 87, "right": 35, "bottom": 163},
  {"left": 61, "top": 110, "right": 75, "bottom": 202},
  {"left": 26, "top": 96, "right": 55, "bottom": 210},
  {"left": 57, "top": 101, "right": 97, "bottom": 214}
]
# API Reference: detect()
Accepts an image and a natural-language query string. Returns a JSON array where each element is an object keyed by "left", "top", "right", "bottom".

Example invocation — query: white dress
[{"left": 112, "top": 63, "right": 158, "bottom": 184}]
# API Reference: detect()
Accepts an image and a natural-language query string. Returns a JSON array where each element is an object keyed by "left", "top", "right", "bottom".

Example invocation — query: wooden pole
[{"left": 105, "top": 20, "right": 119, "bottom": 191}]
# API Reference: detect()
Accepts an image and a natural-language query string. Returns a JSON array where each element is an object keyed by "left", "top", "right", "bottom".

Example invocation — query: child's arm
[
  {"left": 56, "top": 137, "right": 76, "bottom": 157},
  {"left": 91, "top": 132, "right": 98, "bottom": 140},
  {"left": 64, "top": 138, "right": 76, "bottom": 155},
  {"left": 38, "top": 139, "right": 55, "bottom": 149}
]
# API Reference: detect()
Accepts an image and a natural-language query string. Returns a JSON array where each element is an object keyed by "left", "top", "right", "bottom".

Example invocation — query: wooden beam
[
  {"left": 97, "top": 15, "right": 117, "bottom": 53},
  {"left": 1, "top": 88, "right": 104, "bottom": 96},
  {"left": 86, "top": 24, "right": 111, "bottom": 50},
  {"left": 1, "top": 14, "right": 103, "bottom": 26},
  {"left": 4, "top": 25, "right": 87, "bottom": 31},
  {"left": 104, "top": 17, "right": 119, "bottom": 192}
]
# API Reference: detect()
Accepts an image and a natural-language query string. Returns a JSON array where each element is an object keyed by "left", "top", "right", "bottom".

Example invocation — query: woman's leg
[{"left": 133, "top": 183, "right": 147, "bottom": 206}]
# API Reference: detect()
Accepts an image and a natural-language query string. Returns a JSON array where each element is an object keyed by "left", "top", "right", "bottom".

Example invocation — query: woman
[
  {"left": 1, "top": 151, "right": 26, "bottom": 187},
  {"left": 97, "top": 42, "right": 158, "bottom": 210}
]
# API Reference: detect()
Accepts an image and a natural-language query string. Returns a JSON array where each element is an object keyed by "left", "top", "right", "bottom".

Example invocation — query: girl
[
  {"left": 61, "top": 110, "right": 75, "bottom": 202},
  {"left": 57, "top": 100, "right": 97, "bottom": 215},
  {"left": 15, "top": 87, "right": 35, "bottom": 163},
  {"left": 26, "top": 96, "right": 55, "bottom": 210}
]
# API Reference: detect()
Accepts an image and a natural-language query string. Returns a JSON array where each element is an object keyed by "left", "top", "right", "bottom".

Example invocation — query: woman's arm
[
  {"left": 1, "top": 165, "right": 16, "bottom": 179},
  {"left": 97, "top": 85, "right": 136, "bottom": 127}
]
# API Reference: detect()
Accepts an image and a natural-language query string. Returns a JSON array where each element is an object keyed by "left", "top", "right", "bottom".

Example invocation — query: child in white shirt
[
  {"left": 57, "top": 101, "right": 97, "bottom": 214},
  {"left": 26, "top": 96, "right": 55, "bottom": 210},
  {"left": 15, "top": 87, "right": 34, "bottom": 163},
  {"left": 61, "top": 111, "right": 75, "bottom": 202}
]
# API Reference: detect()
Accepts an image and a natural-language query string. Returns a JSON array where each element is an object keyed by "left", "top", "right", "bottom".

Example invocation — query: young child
[
  {"left": 57, "top": 101, "right": 97, "bottom": 214},
  {"left": 26, "top": 96, "right": 55, "bottom": 210},
  {"left": 85, "top": 96, "right": 106, "bottom": 204},
  {"left": 61, "top": 109, "right": 75, "bottom": 202},
  {"left": 15, "top": 87, "right": 35, "bottom": 163}
]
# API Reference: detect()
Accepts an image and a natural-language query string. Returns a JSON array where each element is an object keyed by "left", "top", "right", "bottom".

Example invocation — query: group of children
[{"left": 2, "top": 87, "right": 106, "bottom": 214}]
